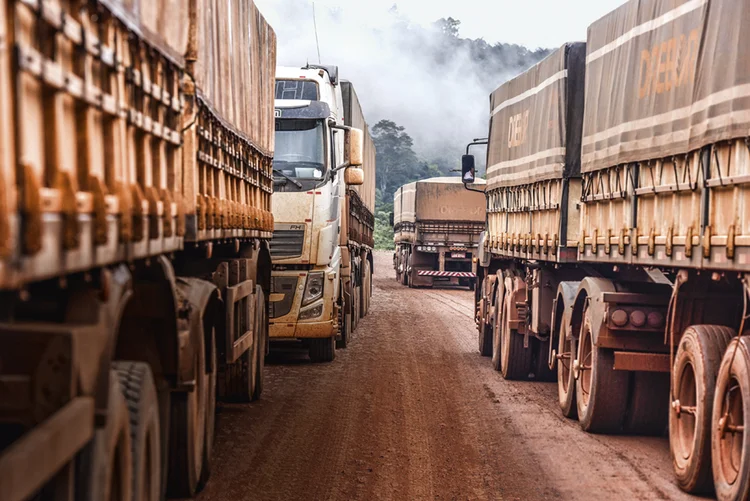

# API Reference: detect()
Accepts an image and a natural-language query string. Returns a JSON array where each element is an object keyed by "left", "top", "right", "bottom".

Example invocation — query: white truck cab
[{"left": 269, "top": 65, "right": 368, "bottom": 362}]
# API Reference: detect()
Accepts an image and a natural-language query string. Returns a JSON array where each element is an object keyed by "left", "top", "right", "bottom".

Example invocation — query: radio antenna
[{"left": 312, "top": 2, "right": 322, "bottom": 64}]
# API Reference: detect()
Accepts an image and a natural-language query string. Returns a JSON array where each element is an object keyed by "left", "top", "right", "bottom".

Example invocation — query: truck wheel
[
  {"left": 337, "top": 308, "right": 351, "bottom": 349},
  {"left": 353, "top": 285, "right": 361, "bottom": 330},
  {"left": 112, "top": 362, "right": 161, "bottom": 501},
  {"left": 575, "top": 306, "right": 630, "bottom": 433},
  {"left": 624, "top": 372, "right": 669, "bottom": 435},
  {"left": 557, "top": 319, "right": 577, "bottom": 418},
  {"left": 167, "top": 323, "right": 208, "bottom": 497},
  {"left": 93, "top": 370, "right": 133, "bottom": 501},
  {"left": 532, "top": 338, "right": 556, "bottom": 382},
  {"left": 362, "top": 260, "right": 371, "bottom": 316},
  {"left": 491, "top": 311, "right": 503, "bottom": 372},
  {"left": 479, "top": 321, "right": 493, "bottom": 357},
  {"left": 491, "top": 280, "right": 505, "bottom": 371},
  {"left": 501, "top": 299, "right": 533, "bottom": 380},
  {"left": 670, "top": 324, "right": 734, "bottom": 493},
  {"left": 712, "top": 336, "right": 750, "bottom": 501},
  {"left": 478, "top": 278, "right": 493, "bottom": 357},
  {"left": 309, "top": 337, "right": 336, "bottom": 363}
]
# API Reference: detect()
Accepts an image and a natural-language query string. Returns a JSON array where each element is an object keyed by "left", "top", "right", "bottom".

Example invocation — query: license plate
[{"left": 451, "top": 252, "right": 466, "bottom": 258}]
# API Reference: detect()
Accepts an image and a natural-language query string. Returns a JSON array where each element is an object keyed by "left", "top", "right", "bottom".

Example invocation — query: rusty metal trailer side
[{"left": 0, "top": 1, "right": 276, "bottom": 499}]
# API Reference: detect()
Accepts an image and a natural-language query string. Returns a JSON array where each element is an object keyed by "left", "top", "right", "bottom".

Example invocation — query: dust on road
[{"left": 195, "top": 251, "right": 695, "bottom": 501}]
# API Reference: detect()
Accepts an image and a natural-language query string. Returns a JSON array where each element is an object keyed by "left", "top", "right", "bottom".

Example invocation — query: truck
[
  {"left": 0, "top": 0, "right": 276, "bottom": 499},
  {"left": 463, "top": 1, "right": 750, "bottom": 499},
  {"left": 392, "top": 177, "right": 485, "bottom": 289},
  {"left": 270, "top": 66, "right": 375, "bottom": 362}
]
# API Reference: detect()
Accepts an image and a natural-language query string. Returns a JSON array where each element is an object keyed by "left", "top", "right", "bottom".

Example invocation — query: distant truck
[
  {"left": 270, "top": 65, "right": 375, "bottom": 362},
  {"left": 393, "top": 177, "right": 485, "bottom": 289}
]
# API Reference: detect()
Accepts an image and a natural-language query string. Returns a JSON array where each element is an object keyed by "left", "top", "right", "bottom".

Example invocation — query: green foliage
[{"left": 374, "top": 203, "right": 394, "bottom": 250}]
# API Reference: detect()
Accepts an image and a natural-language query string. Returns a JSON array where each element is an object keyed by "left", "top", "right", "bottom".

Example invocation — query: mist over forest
[{"left": 257, "top": 0, "right": 551, "bottom": 247}]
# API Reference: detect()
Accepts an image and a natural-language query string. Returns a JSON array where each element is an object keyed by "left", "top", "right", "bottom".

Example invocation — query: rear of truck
[
  {"left": 578, "top": 1, "right": 750, "bottom": 496},
  {"left": 0, "top": 1, "right": 276, "bottom": 499},
  {"left": 394, "top": 177, "right": 485, "bottom": 289}
]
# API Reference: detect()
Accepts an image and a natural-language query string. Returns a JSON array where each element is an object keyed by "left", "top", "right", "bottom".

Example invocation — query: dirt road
[{"left": 195, "top": 251, "right": 695, "bottom": 501}]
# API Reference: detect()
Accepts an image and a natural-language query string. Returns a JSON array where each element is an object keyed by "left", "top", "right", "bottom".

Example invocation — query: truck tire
[
  {"left": 533, "top": 338, "right": 556, "bottom": 382},
  {"left": 712, "top": 336, "right": 750, "bottom": 501},
  {"left": 337, "top": 282, "right": 352, "bottom": 349},
  {"left": 112, "top": 362, "right": 161, "bottom": 501},
  {"left": 479, "top": 321, "right": 493, "bottom": 357},
  {"left": 478, "top": 278, "right": 493, "bottom": 357},
  {"left": 491, "top": 281, "right": 506, "bottom": 371},
  {"left": 575, "top": 306, "right": 630, "bottom": 433},
  {"left": 623, "top": 372, "right": 669, "bottom": 435},
  {"left": 90, "top": 370, "right": 132, "bottom": 501},
  {"left": 362, "top": 260, "right": 371, "bottom": 316},
  {"left": 353, "top": 285, "right": 361, "bottom": 330},
  {"left": 309, "top": 337, "right": 336, "bottom": 363},
  {"left": 501, "top": 299, "right": 533, "bottom": 380},
  {"left": 167, "top": 321, "right": 208, "bottom": 497},
  {"left": 336, "top": 309, "right": 351, "bottom": 349},
  {"left": 670, "top": 324, "right": 734, "bottom": 493},
  {"left": 557, "top": 319, "right": 577, "bottom": 418}
]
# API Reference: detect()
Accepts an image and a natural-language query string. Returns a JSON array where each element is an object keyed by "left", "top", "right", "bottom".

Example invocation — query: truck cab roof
[{"left": 276, "top": 66, "right": 343, "bottom": 123}]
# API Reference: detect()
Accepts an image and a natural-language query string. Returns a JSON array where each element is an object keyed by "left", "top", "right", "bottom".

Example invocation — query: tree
[
  {"left": 433, "top": 17, "right": 461, "bottom": 38},
  {"left": 372, "top": 120, "right": 419, "bottom": 200}
]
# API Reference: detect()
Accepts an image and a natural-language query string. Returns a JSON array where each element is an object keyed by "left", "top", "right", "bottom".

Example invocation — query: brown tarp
[
  {"left": 395, "top": 178, "right": 485, "bottom": 224},
  {"left": 188, "top": 0, "right": 277, "bottom": 157},
  {"left": 583, "top": 0, "right": 750, "bottom": 172},
  {"left": 487, "top": 43, "right": 585, "bottom": 190},
  {"left": 342, "top": 81, "right": 376, "bottom": 213}
]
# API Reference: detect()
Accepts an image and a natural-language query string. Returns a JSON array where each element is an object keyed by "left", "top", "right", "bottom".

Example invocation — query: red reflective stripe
[{"left": 416, "top": 270, "right": 476, "bottom": 278}]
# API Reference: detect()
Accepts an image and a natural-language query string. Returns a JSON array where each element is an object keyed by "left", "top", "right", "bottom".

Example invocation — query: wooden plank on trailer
[{"left": 0, "top": 397, "right": 94, "bottom": 501}]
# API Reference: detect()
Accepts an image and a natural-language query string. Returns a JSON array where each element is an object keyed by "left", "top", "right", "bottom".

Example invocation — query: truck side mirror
[
  {"left": 344, "top": 166, "right": 364, "bottom": 186},
  {"left": 389, "top": 212, "right": 394, "bottom": 227},
  {"left": 345, "top": 127, "right": 364, "bottom": 167},
  {"left": 461, "top": 155, "right": 476, "bottom": 184}
]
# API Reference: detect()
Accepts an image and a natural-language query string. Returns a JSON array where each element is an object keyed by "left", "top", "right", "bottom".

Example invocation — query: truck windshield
[{"left": 274, "top": 119, "right": 326, "bottom": 180}]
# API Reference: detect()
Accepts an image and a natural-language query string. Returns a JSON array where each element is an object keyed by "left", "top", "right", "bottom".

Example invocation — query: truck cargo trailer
[
  {"left": 393, "top": 177, "right": 485, "bottom": 289},
  {"left": 0, "top": 1, "right": 276, "bottom": 499},
  {"left": 464, "top": 2, "right": 750, "bottom": 498}
]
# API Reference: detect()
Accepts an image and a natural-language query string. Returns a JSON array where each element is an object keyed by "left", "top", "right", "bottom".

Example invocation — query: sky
[
  {"left": 255, "top": 0, "right": 625, "bottom": 50},
  {"left": 254, "top": 0, "right": 627, "bottom": 164}
]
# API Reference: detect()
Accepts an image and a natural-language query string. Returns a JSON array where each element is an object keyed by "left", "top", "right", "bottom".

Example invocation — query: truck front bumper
[
  {"left": 269, "top": 268, "right": 338, "bottom": 340},
  {"left": 270, "top": 319, "right": 336, "bottom": 339}
]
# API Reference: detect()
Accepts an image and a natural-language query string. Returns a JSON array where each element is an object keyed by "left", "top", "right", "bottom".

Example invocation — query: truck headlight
[
  {"left": 299, "top": 303, "right": 323, "bottom": 320},
  {"left": 301, "top": 272, "right": 325, "bottom": 306}
]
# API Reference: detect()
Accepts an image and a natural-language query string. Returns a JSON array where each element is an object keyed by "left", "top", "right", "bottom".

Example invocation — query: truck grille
[
  {"left": 270, "top": 276, "right": 299, "bottom": 318},
  {"left": 270, "top": 229, "right": 305, "bottom": 259}
]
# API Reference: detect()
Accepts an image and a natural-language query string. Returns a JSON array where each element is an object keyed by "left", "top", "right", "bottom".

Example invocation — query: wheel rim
[
  {"left": 558, "top": 323, "right": 573, "bottom": 394},
  {"left": 578, "top": 324, "right": 593, "bottom": 408},
  {"left": 501, "top": 301, "right": 511, "bottom": 370},
  {"left": 674, "top": 361, "right": 698, "bottom": 466},
  {"left": 716, "top": 377, "right": 744, "bottom": 485}
]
